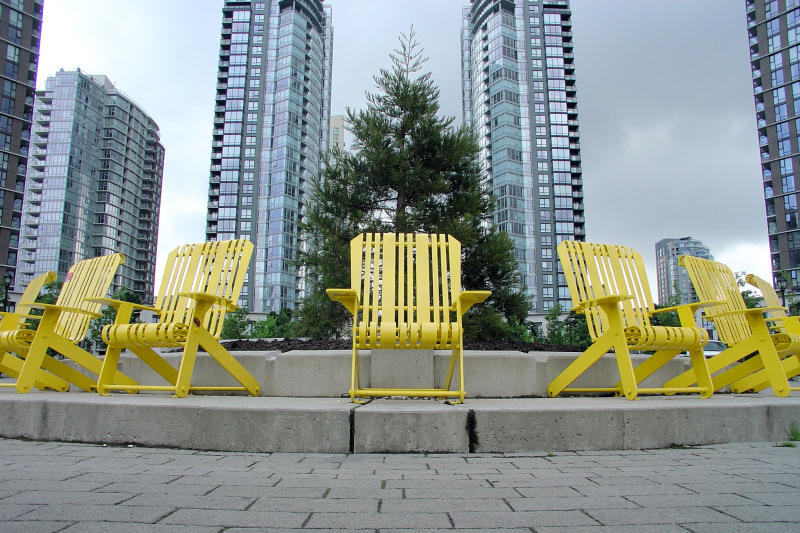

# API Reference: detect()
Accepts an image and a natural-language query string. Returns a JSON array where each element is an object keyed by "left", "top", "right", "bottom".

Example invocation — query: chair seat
[
  {"left": 355, "top": 321, "right": 460, "bottom": 350},
  {"left": 103, "top": 322, "right": 188, "bottom": 348},
  {"left": 0, "top": 329, "right": 35, "bottom": 351},
  {"left": 624, "top": 324, "right": 707, "bottom": 351}
]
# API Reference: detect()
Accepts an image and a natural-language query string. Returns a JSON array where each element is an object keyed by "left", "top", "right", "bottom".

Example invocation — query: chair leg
[
  {"left": 200, "top": 332, "right": 260, "bottom": 396},
  {"left": 97, "top": 345, "right": 123, "bottom": 395},
  {"left": 350, "top": 344, "right": 360, "bottom": 403},
  {"left": 548, "top": 335, "right": 614, "bottom": 397},
  {"left": 174, "top": 329, "right": 201, "bottom": 398}
]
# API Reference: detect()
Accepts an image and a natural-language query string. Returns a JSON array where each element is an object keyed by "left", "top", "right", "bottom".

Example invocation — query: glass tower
[
  {"left": 655, "top": 237, "right": 713, "bottom": 306},
  {"left": 749, "top": 0, "right": 800, "bottom": 290},
  {"left": 19, "top": 70, "right": 164, "bottom": 301},
  {"left": 461, "top": 0, "right": 585, "bottom": 315},
  {"left": 205, "top": 0, "right": 332, "bottom": 314},
  {"left": 0, "top": 0, "right": 43, "bottom": 286}
]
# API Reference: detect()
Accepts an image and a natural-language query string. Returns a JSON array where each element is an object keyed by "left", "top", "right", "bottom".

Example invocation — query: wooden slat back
[
  {"left": 154, "top": 239, "right": 253, "bottom": 337},
  {"left": 350, "top": 233, "right": 460, "bottom": 327},
  {"left": 557, "top": 241, "right": 653, "bottom": 341},
  {"left": 746, "top": 274, "right": 786, "bottom": 321},
  {"left": 55, "top": 253, "right": 125, "bottom": 342},
  {"left": 14, "top": 271, "right": 57, "bottom": 316},
  {"left": 679, "top": 255, "right": 751, "bottom": 345}
]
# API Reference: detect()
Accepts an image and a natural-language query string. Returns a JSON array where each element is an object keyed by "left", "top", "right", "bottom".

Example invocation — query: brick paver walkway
[{"left": 0, "top": 438, "right": 798, "bottom": 532}]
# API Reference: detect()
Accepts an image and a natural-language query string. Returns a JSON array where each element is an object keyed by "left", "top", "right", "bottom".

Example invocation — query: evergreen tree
[
  {"left": 220, "top": 307, "right": 251, "bottom": 340},
  {"left": 296, "top": 29, "right": 530, "bottom": 338}
]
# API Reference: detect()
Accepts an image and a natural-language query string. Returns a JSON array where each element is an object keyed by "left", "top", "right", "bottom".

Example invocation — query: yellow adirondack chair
[
  {"left": 95, "top": 239, "right": 260, "bottom": 398},
  {"left": 550, "top": 241, "right": 714, "bottom": 400},
  {"left": 327, "top": 233, "right": 491, "bottom": 403},
  {"left": 0, "top": 271, "right": 60, "bottom": 390},
  {"left": 0, "top": 253, "right": 136, "bottom": 393},
  {"left": 664, "top": 256, "right": 794, "bottom": 397},
  {"left": 732, "top": 274, "right": 800, "bottom": 392}
]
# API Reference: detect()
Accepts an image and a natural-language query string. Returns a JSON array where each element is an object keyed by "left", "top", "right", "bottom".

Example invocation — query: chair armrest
[
  {"left": 86, "top": 298, "right": 161, "bottom": 325},
  {"left": 574, "top": 294, "right": 634, "bottom": 313},
  {"left": 326, "top": 288, "right": 358, "bottom": 315},
  {"left": 710, "top": 306, "right": 787, "bottom": 319},
  {"left": 25, "top": 302, "right": 101, "bottom": 319},
  {"left": 458, "top": 290, "right": 492, "bottom": 314},
  {"left": 86, "top": 297, "right": 160, "bottom": 313},
  {"left": 652, "top": 300, "right": 721, "bottom": 314},
  {"left": 178, "top": 292, "right": 237, "bottom": 311}
]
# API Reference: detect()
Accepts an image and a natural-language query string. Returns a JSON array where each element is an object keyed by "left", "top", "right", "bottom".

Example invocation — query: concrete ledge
[
  {"left": 0, "top": 390, "right": 798, "bottom": 453},
  {"left": 107, "top": 350, "right": 693, "bottom": 398},
  {"left": 354, "top": 399, "right": 469, "bottom": 453},
  {"left": 0, "top": 393, "right": 354, "bottom": 453}
]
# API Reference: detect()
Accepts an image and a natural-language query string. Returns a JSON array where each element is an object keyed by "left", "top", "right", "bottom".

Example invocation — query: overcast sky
[{"left": 38, "top": 0, "right": 767, "bottom": 294}]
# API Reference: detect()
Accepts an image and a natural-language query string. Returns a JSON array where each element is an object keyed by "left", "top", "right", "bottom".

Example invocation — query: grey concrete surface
[
  {"left": 1, "top": 390, "right": 799, "bottom": 453},
  {"left": 0, "top": 438, "right": 798, "bottom": 531},
  {"left": 105, "top": 349, "right": 695, "bottom": 398}
]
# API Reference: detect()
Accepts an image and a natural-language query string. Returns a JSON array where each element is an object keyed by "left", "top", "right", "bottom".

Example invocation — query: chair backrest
[
  {"left": 155, "top": 239, "right": 253, "bottom": 337},
  {"left": 746, "top": 273, "right": 787, "bottom": 325},
  {"left": 14, "top": 271, "right": 57, "bottom": 316},
  {"left": 557, "top": 241, "right": 654, "bottom": 341},
  {"left": 55, "top": 253, "right": 125, "bottom": 342},
  {"left": 678, "top": 255, "right": 751, "bottom": 345},
  {"left": 350, "top": 233, "right": 461, "bottom": 328}
]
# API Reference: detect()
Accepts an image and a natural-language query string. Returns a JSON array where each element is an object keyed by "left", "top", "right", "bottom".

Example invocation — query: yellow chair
[
  {"left": 664, "top": 256, "right": 794, "bottom": 397},
  {"left": 0, "top": 254, "right": 136, "bottom": 393},
  {"left": 327, "top": 233, "right": 490, "bottom": 403},
  {"left": 95, "top": 239, "right": 260, "bottom": 398},
  {"left": 550, "top": 241, "right": 714, "bottom": 400},
  {"left": 733, "top": 274, "right": 800, "bottom": 392},
  {"left": 0, "top": 271, "right": 58, "bottom": 390}
]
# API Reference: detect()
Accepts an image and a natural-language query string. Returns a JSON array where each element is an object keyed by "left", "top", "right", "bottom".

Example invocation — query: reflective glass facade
[
  {"left": 655, "top": 237, "right": 713, "bottom": 306},
  {"left": 206, "top": 0, "right": 332, "bottom": 313},
  {"left": 749, "top": 0, "right": 800, "bottom": 289},
  {"left": 19, "top": 71, "right": 164, "bottom": 301},
  {"left": 0, "top": 0, "right": 43, "bottom": 286},
  {"left": 461, "top": 0, "right": 585, "bottom": 315}
]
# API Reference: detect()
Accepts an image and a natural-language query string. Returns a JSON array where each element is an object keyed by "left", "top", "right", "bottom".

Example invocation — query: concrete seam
[
  {"left": 349, "top": 405, "right": 355, "bottom": 453},
  {"left": 466, "top": 408, "right": 478, "bottom": 453}
]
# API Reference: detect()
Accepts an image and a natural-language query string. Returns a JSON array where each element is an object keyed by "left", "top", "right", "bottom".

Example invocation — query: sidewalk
[{"left": 0, "top": 438, "right": 798, "bottom": 531}]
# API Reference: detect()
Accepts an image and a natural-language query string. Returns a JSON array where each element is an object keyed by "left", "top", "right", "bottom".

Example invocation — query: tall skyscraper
[
  {"left": 461, "top": 0, "right": 585, "bottom": 315},
  {"left": 0, "top": 0, "right": 44, "bottom": 287},
  {"left": 205, "top": 0, "right": 333, "bottom": 314},
  {"left": 329, "top": 113, "right": 344, "bottom": 151},
  {"left": 655, "top": 237, "right": 713, "bottom": 306},
  {"left": 19, "top": 70, "right": 164, "bottom": 302},
  {"left": 749, "top": 0, "right": 800, "bottom": 290}
]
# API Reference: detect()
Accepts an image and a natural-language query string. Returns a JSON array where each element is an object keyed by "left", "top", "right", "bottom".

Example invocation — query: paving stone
[
  {"left": 625, "top": 493, "right": 756, "bottom": 508},
  {"left": 122, "top": 493, "right": 256, "bottom": 510},
  {"left": 380, "top": 497, "right": 510, "bottom": 513},
  {"left": 3, "top": 490, "right": 131, "bottom": 505},
  {"left": 249, "top": 497, "right": 378, "bottom": 512},
  {"left": 58, "top": 524, "right": 220, "bottom": 533},
  {"left": 18, "top": 504, "right": 174, "bottom": 523},
  {"left": 0, "top": 521, "right": 73, "bottom": 533},
  {"left": 208, "top": 486, "right": 327, "bottom": 499},
  {"left": 450, "top": 510, "right": 598, "bottom": 528},
  {"left": 714, "top": 504, "right": 800, "bottom": 523},
  {"left": 584, "top": 506, "right": 739, "bottom": 525},
  {"left": 160, "top": 509, "right": 307, "bottom": 528},
  {"left": 305, "top": 512, "right": 452, "bottom": 529},
  {"left": 506, "top": 496, "right": 639, "bottom": 511},
  {"left": 96, "top": 481, "right": 218, "bottom": 495},
  {"left": 685, "top": 523, "right": 798, "bottom": 533},
  {"left": 537, "top": 526, "right": 691, "bottom": 533}
]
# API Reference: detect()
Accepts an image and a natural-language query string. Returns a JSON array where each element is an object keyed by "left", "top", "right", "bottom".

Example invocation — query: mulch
[{"left": 220, "top": 338, "right": 583, "bottom": 353}]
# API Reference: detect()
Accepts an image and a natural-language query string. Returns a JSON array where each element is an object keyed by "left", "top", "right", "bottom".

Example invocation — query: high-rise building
[
  {"left": 0, "top": 0, "right": 44, "bottom": 287},
  {"left": 655, "top": 237, "right": 713, "bottom": 306},
  {"left": 19, "top": 70, "right": 164, "bottom": 302},
  {"left": 206, "top": 0, "right": 333, "bottom": 314},
  {"left": 461, "top": 0, "right": 585, "bottom": 315},
  {"left": 749, "top": 0, "right": 800, "bottom": 290},
  {"left": 329, "top": 113, "right": 344, "bottom": 151}
]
